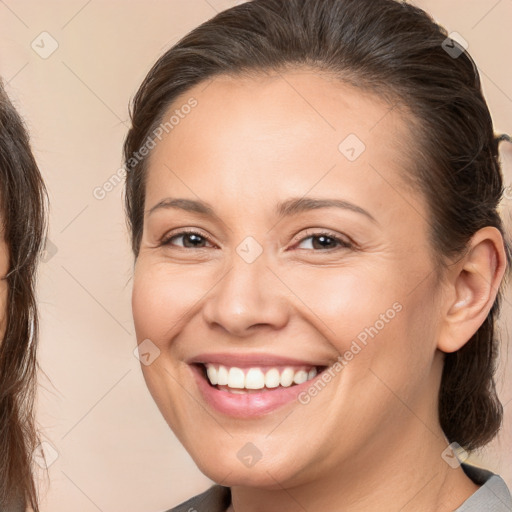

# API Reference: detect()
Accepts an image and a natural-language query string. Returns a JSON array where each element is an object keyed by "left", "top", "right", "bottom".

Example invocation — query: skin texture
[{"left": 131, "top": 70, "right": 507, "bottom": 512}]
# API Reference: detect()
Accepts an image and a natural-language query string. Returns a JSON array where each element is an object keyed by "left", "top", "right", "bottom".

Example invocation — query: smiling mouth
[{"left": 196, "top": 363, "right": 328, "bottom": 394}]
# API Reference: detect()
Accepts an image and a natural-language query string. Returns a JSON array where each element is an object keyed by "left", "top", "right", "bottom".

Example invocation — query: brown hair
[
  {"left": 0, "top": 81, "right": 47, "bottom": 510},
  {"left": 123, "top": 0, "right": 511, "bottom": 451}
]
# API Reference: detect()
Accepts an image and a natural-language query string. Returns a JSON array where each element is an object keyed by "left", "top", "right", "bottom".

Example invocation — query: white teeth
[
  {"left": 206, "top": 365, "right": 218, "bottom": 385},
  {"left": 217, "top": 366, "right": 228, "bottom": 386},
  {"left": 293, "top": 370, "right": 308, "bottom": 384},
  {"left": 245, "top": 368, "right": 265, "bottom": 389},
  {"left": 228, "top": 367, "right": 245, "bottom": 389},
  {"left": 204, "top": 364, "right": 321, "bottom": 390},
  {"left": 280, "top": 368, "right": 294, "bottom": 387},
  {"left": 265, "top": 368, "right": 280, "bottom": 388}
]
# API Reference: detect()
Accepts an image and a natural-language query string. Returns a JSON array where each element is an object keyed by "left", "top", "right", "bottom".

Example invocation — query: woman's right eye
[{"left": 161, "top": 229, "right": 215, "bottom": 249}]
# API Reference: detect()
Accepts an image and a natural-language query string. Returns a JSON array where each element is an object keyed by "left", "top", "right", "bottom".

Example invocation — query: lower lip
[{"left": 190, "top": 364, "right": 325, "bottom": 418}]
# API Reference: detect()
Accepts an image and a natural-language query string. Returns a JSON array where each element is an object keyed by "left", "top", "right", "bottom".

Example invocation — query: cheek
[
  {"left": 288, "top": 262, "right": 438, "bottom": 378},
  {"left": 131, "top": 261, "right": 209, "bottom": 344},
  {"left": 281, "top": 264, "right": 403, "bottom": 347}
]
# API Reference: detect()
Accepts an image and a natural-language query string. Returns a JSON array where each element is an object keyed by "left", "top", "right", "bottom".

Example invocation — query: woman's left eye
[{"left": 294, "top": 230, "right": 353, "bottom": 251}]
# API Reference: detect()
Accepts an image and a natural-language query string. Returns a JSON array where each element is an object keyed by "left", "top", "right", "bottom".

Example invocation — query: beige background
[{"left": 0, "top": 1, "right": 511, "bottom": 510}]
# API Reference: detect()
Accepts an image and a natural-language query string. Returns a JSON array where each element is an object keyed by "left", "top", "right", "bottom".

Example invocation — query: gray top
[
  {"left": 455, "top": 463, "right": 512, "bottom": 511},
  {"left": 166, "top": 463, "right": 512, "bottom": 512}
]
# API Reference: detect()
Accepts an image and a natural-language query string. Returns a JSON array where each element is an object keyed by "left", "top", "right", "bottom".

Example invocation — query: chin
[{"left": 190, "top": 446, "right": 307, "bottom": 490}]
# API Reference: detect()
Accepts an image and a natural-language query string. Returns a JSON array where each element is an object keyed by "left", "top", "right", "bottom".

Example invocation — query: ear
[{"left": 437, "top": 226, "right": 508, "bottom": 353}]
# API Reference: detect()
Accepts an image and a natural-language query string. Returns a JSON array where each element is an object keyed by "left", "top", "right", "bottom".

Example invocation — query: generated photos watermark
[
  {"left": 298, "top": 301, "right": 403, "bottom": 404},
  {"left": 93, "top": 97, "right": 197, "bottom": 200}
]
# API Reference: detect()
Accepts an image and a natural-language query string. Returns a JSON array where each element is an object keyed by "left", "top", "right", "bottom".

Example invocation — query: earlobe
[{"left": 437, "top": 227, "right": 507, "bottom": 354}]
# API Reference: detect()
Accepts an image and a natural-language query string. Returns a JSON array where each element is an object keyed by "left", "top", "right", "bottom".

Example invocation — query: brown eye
[
  {"left": 161, "top": 230, "right": 214, "bottom": 249},
  {"left": 295, "top": 230, "right": 353, "bottom": 251}
]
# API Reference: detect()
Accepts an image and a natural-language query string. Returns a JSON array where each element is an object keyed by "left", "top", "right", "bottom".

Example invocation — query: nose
[{"left": 201, "top": 247, "right": 290, "bottom": 338}]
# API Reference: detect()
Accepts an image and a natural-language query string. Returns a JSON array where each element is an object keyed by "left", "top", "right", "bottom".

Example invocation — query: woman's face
[{"left": 132, "top": 70, "right": 447, "bottom": 487}]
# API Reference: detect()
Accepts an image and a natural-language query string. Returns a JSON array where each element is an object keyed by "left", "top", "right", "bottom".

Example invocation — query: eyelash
[{"left": 160, "top": 228, "right": 353, "bottom": 252}]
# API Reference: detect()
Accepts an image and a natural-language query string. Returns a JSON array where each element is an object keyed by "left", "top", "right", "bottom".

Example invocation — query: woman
[
  {"left": 124, "top": 0, "right": 512, "bottom": 510},
  {"left": 0, "top": 81, "right": 47, "bottom": 511}
]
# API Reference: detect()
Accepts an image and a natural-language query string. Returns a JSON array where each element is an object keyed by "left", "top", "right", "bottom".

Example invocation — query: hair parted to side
[
  {"left": 0, "top": 81, "right": 48, "bottom": 511},
  {"left": 124, "top": 0, "right": 511, "bottom": 451}
]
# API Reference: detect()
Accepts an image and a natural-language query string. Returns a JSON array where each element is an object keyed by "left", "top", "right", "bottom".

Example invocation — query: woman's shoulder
[
  {"left": 164, "top": 484, "right": 231, "bottom": 512},
  {"left": 456, "top": 462, "right": 512, "bottom": 511}
]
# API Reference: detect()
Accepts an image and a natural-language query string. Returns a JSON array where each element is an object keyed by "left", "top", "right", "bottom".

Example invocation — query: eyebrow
[{"left": 147, "top": 196, "right": 377, "bottom": 223}]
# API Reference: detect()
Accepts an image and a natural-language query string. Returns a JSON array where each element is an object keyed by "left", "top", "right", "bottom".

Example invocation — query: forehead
[{"left": 144, "top": 70, "right": 418, "bottom": 212}]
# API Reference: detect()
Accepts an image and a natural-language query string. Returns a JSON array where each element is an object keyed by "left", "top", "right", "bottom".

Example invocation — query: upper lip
[{"left": 187, "top": 352, "right": 328, "bottom": 368}]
